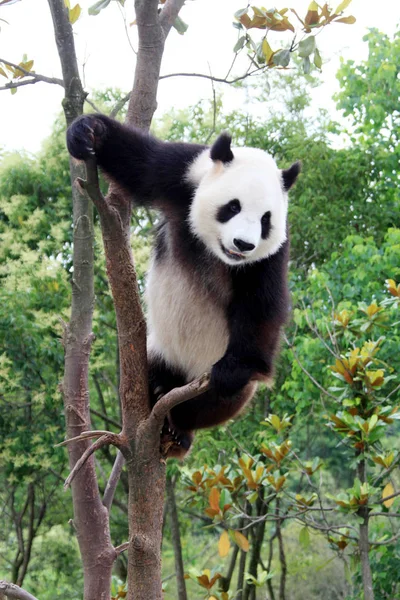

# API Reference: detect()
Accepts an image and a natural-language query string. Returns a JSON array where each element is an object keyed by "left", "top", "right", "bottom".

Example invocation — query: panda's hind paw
[{"left": 160, "top": 421, "right": 193, "bottom": 459}]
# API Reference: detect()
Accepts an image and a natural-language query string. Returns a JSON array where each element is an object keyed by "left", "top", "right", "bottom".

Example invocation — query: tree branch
[
  {"left": 103, "top": 450, "right": 125, "bottom": 512},
  {"left": 0, "top": 57, "right": 64, "bottom": 89},
  {"left": 159, "top": 0, "right": 186, "bottom": 37},
  {"left": 115, "top": 542, "right": 130, "bottom": 556},
  {"left": 148, "top": 373, "right": 210, "bottom": 429},
  {"left": 55, "top": 430, "right": 120, "bottom": 447},
  {"left": 0, "top": 581, "right": 39, "bottom": 600},
  {"left": 159, "top": 67, "right": 266, "bottom": 85},
  {"left": 64, "top": 433, "right": 125, "bottom": 490}
]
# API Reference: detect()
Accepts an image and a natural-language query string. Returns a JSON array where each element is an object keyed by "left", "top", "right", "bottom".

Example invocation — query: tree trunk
[
  {"left": 244, "top": 494, "right": 268, "bottom": 600},
  {"left": 166, "top": 476, "right": 188, "bottom": 600},
  {"left": 275, "top": 499, "right": 287, "bottom": 600},
  {"left": 47, "top": 1, "right": 116, "bottom": 598},
  {"left": 237, "top": 548, "right": 247, "bottom": 600},
  {"left": 220, "top": 544, "right": 240, "bottom": 592},
  {"left": 357, "top": 459, "right": 374, "bottom": 600}
]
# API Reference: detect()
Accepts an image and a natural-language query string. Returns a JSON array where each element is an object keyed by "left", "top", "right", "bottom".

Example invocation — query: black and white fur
[{"left": 67, "top": 114, "right": 300, "bottom": 457}]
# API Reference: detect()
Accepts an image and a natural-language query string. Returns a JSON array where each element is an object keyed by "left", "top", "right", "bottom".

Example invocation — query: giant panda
[{"left": 67, "top": 114, "right": 300, "bottom": 457}]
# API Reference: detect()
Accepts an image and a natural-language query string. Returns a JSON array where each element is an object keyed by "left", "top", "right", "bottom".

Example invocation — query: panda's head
[{"left": 188, "top": 133, "right": 300, "bottom": 266}]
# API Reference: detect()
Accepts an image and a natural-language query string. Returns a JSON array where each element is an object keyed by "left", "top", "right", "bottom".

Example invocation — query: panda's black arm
[
  {"left": 211, "top": 244, "right": 289, "bottom": 396},
  {"left": 66, "top": 114, "right": 205, "bottom": 207}
]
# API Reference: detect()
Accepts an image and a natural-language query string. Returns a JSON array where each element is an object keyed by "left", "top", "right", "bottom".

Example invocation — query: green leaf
[
  {"left": 303, "top": 56, "right": 311, "bottom": 74},
  {"left": 69, "top": 4, "right": 81, "bottom": 24},
  {"left": 334, "top": 0, "right": 352, "bottom": 14},
  {"left": 369, "top": 414, "right": 378, "bottom": 431},
  {"left": 273, "top": 49, "right": 290, "bottom": 67},
  {"left": 172, "top": 15, "right": 188, "bottom": 35},
  {"left": 88, "top": 0, "right": 111, "bottom": 16},
  {"left": 298, "top": 35, "right": 316, "bottom": 58},
  {"left": 10, "top": 86, "right": 17, "bottom": 94},
  {"left": 299, "top": 526, "right": 310, "bottom": 548},
  {"left": 233, "top": 36, "right": 246, "bottom": 53},
  {"left": 314, "top": 47, "right": 322, "bottom": 69},
  {"left": 335, "top": 15, "right": 356, "bottom": 24},
  {"left": 234, "top": 7, "right": 248, "bottom": 19}
]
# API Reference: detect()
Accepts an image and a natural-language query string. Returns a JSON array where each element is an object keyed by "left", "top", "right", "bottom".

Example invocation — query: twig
[
  {"left": 109, "top": 92, "right": 131, "bottom": 119},
  {"left": 284, "top": 334, "right": 338, "bottom": 400},
  {"left": 85, "top": 97, "right": 101, "bottom": 113},
  {"left": 159, "top": 67, "right": 266, "bottom": 85},
  {"left": 103, "top": 450, "right": 125, "bottom": 511},
  {"left": 55, "top": 430, "right": 117, "bottom": 447},
  {"left": 90, "top": 407, "right": 122, "bottom": 430},
  {"left": 64, "top": 434, "right": 125, "bottom": 490},
  {"left": 115, "top": 541, "right": 130, "bottom": 555}
]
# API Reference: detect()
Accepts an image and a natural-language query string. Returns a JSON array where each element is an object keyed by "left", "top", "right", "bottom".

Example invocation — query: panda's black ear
[
  {"left": 282, "top": 161, "right": 301, "bottom": 191},
  {"left": 210, "top": 132, "right": 234, "bottom": 164}
]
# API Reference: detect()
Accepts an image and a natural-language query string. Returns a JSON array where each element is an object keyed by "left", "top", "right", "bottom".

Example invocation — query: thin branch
[
  {"left": 284, "top": 334, "right": 338, "bottom": 400},
  {"left": 55, "top": 430, "right": 118, "bottom": 447},
  {"left": 369, "top": 512, "right": 400, "bottom": 518},
  {"left": 64, "top": 434, "right": 125, "bottom": 490},
  {"left": 0, "top": 581, "right": 39, "bottom": 600},
  {"left": 103, "top": 450, "right": 125, "bottom": 511},
  {"left": 369, "top": 532, "right": 400, "bottom": 546},
  {"left": 85, "top": 97, "right": 101, "bottom": 113},
  {"left": 0, "top": 58, "right": 64, "bottom": 89},
  {"left": 159, "top": 67, "right": 266, "bottom": 85},
  {"left": 379, "top": 489, "right": 400, "bottom": 505},
  {"left": 109, "top": 92, "right": 131, "bottom": 119},
  {"left": 384, "top": 382, "right": 400, "bottom": 402},
  {"left": 90, "top": 407, "right": 122, "bottom": 430},
  {"left": 115, "top": 542, "right": 130, "bottom": 555},
  {"left": 148, "top": 373, "right": 210, "bottom": 427}
]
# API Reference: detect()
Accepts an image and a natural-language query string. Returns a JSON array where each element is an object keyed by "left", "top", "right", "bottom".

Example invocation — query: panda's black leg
[
  {"left": 170, "top": 383, "right": 256, "bottom": 431},
  {"left": 148, "top": 354, "right": 193, "bottom": 457}
]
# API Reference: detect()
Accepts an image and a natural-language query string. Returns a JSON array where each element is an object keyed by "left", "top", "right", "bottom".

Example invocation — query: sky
[{"left": 0, "top": 0, "right": 399, "bottom": 154}]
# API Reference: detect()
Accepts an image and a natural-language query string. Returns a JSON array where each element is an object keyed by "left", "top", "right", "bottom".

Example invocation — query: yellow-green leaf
[
  {"left": 335, "top": 15, "right": 356, "bottom": 24},
  {"left": 382, "top": 482, "right": 395, "bottom": 508},
  {"left": 334, "top": 0, "right": 352, "bottom": 13},
  {"left": 234, "top": 530, "right": 249, "bottom": 552},
  {"left": 69, "top": 4, "right": 81, "bottom": 24},
  {"left": 262, "top": 38, "right": 273, "bottom": 62},
  {"left": 218, "top": 531, "right": 231, "bottom": 558}
]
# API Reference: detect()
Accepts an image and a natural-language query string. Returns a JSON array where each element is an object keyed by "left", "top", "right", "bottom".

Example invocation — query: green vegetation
[{"left": 1, "top": 27, "right": 399, "bottom": 600}]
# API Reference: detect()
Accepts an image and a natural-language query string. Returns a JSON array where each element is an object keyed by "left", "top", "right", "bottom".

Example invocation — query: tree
[{"left": 0, "top": 1, "right": 358, "bottom": 598}]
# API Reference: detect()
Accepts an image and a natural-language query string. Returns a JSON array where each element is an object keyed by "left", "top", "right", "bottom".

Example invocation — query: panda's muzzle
[{"left": 220, "top": 242, "right": 246, "bottom": 261}]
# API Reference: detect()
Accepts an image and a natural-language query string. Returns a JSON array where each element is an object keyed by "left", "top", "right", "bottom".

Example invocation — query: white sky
[{"left": 0, "top": 0, "right": 399, "bottom": 153}]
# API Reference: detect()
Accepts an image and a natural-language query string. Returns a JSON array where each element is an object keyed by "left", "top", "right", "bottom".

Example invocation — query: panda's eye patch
[
  {"left": 261, "top": 211, "right": 271, "bottom": 239},
  {"left": 217, "top": 199, "right": 241, "bottom": 223}
]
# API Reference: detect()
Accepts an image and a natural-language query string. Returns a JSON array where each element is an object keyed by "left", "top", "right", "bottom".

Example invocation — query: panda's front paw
[
  {"left": 211, "top": 354, "right": 253, "bottom": 397},
  {"left": 67, "top": 115, "right": 107, "bottom": 161}
]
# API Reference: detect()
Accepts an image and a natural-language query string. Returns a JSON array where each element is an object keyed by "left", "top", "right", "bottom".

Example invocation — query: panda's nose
[{"left": 233, "top": 238, "right": 255, "bottom": 252}]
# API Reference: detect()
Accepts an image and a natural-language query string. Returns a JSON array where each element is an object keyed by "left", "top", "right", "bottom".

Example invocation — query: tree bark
[
  {"left": 47, "top": 2, "right": 116, "bottom": 598},
  {"left": 166, "top": 476, "right": 188, "bottom": 600}
]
